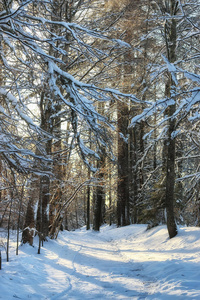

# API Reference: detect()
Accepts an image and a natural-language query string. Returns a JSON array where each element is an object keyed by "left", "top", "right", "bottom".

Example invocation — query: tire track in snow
[
  {"left": 49, "top": 230, "right": 159, "bottom": 299},
  {"left": 50, "top": 245, "right": 83, "bottom": 300},
  {"left": 106, "top": 234, "right": 159, "bottom": 298}
]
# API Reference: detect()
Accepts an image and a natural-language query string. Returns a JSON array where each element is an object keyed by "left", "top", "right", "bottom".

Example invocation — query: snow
[
  {"left": 161, "top": 55, "right": 178, "bottom": 86},
  {"left": 1, "top": 224, "right": 200, "bottom": 299}
]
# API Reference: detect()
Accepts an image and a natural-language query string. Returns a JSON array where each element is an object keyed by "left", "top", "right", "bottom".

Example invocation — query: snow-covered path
[
  {"left": 48, "top": 226, "right": 156, "bottom": 299},
  {"left": 1, "top": 225, "right": 200, "bottom": 299}
]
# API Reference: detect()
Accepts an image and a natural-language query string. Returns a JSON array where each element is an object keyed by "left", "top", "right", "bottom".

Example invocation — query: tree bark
[
  {"left": 86, "top": 170, "right": 91, "bottom": 230},
  {"left": 93, "top": 157, "right": 105, "bottom": 231},
  {"left": 163, "top": 0, "right": 179, "bottom": 238},
  {"left": 117, "top": 101, "right": 130, "bottom": 226}
]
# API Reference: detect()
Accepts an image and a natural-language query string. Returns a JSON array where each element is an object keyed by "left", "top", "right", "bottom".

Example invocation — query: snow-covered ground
[{"left": 1, "top": 224, "right": 200, "bottom": 299}]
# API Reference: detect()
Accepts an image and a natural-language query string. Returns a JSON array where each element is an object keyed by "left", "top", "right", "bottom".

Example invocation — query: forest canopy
[{"left": 0, "top": 0, "right": 199, "bottom": 253}]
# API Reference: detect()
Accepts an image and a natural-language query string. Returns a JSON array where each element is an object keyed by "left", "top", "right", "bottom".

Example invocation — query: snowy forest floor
[{"left": 1, "top": 224, "right": 200, "bottom": 300}]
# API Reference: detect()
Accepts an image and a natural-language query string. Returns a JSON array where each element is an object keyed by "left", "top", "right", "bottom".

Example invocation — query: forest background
[{"left": 0, "top": 0, "right": 199, "bottom": 257}]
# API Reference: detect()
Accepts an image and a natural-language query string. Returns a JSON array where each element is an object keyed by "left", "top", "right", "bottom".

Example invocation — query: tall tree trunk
[
  {"left": 165, "top": 110, "right": 177, "bottom": 238},
  {"left": 38, "top": 175, "right": 51, "bottom": 239},
  {"left": 93, "top": 101, "right": 106, "bottom": 231},
  {"left": 49, "top": 101, "right": 63, "bottom": 239},
  {"left": 163, "top": 0, "right": 178, "bottom": 238},
  {"left": 93, "top": 152, "right": 106, "bottom": 231},
  {"left": 16, "top": 179, "right": 25, "bottom": 255},
  {"left": 7, "top": 192, "right": 13, "bottom": 262},
  {"left": 93, "top": 154, "right": 106, "bottom": 231},
  {"left": 86, "top": 169, "right": 91, "bottom": 230},
  {"left": 22, "top": 175, "right": 39, "bottom": 245},
  {"left": 36, "top": 89, "right": 53, "bottom": 241},
  {"left": 117, "top": 101, "right": 130, "bottom": 226},
  {"left": 108, "top": 161, "right": 112, "bottom": 226},
  {"left": 131, "top": 126, "right": 138, "bottom": 224},
  {"left": 93, "top": 179, "right": 104, "bottom": 231}
]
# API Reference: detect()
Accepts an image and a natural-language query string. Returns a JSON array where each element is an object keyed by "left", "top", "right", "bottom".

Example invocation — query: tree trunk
[
  {"left": 36, "top": 88, "right": 53, "bottom": 240},
  {"left": 93, "top": 184, "right": 104, "bottom": 231},
  {"left": 163, "top": 0, "right": 179, "bottom": 238},
  {"left": 37, "top": 175, "right": 50, "bottom": 240},
  {"left": 165, "top": 107, "right": 177, "bottom": 238},
  {"left": 86, "top": 170, "right": 91, "bottom": 230},
  {"left": 93, "top": 157, "right": 105, "bottom": 231},
  {"left": 22, "top": 174, "right": 39, "bottom": 245},
  {"left": 117, "top": 101, "right": 130, "bottom": 226}
]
